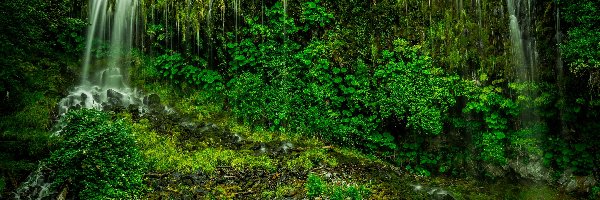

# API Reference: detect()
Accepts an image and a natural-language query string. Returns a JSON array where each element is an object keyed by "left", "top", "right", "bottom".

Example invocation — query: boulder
[
  {"left": 144, "top": 93, "right": 162, "bottom": 111},
  {"left": 559, "top": 169, "right": 597, "bottom": 192}
]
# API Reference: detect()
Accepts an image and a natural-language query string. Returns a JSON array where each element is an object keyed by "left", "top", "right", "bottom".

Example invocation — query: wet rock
[
  {"left": 410, "top": 184, "right": 456, "bottom": 200},
  {"left": 93, "top": 94, "right": 101, "bottom": 103},
  {"left": 80, "top": 93, "right": 88, "bottom": 107},
  {"left": 107, "top": 89, "right": 124, "bottom": 105},
  {"left": 144, "top": 93, "right": 162, "bottom": 111},
  {"left": 232, "top": 133, "right": 243, "bottom": 144},
  {"left": 180, "top": 121, "right": 198, "bottom": 131},
  {"left": 198, "top": 123, "right": 218, "bottom": 133},
  {"left": 252, "top": 143, "right": 268, "bottom": 155},
  {"left": 128, "top": 104, "right": 140, "bottom": 120},
  {"left": 484, "top": 163, "right": 508, "bottom": 178},
  {"left": 275, "top": 142, "right": 294, "bottom": 154},
  {"left": 558, "top": 169, "right": 597, "bottom": 192},
  {"left": 508, "top": 155, "right": 551, "bottom": 182}
]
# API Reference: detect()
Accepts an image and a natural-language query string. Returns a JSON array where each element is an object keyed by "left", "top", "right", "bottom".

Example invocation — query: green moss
[
  {"left": 334, "top": 148, "right": 384, "bottom": 166},
  {"left": 132, "top": 118, "right": 277, "bottom": 173}
]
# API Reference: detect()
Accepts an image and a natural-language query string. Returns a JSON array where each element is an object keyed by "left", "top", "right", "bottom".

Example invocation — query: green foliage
[
  {"left": 460, "top": 79, "right": 519, "bottom": 164},
  {"left": 543, "top": 138, "right": 597, "bottom": 175},
  {"left": 225, "top": 3, "right": 458, "bottom": 154},
  {"left": 145, "top": 24, "right": 168, "bottom": 51},
  {"left": 373, "top": 39, "right": 459, "bottom": 135},
  {"left": 56, "top": 17, "right": 87, "bottom": 54},
  {"left": 305, "top": 173, "right": 369, "bottom": 200},
  {"left": 153, "top": 52, "right": 223, "bottom": 90},
  {"left": 47, "top": 109, "right": 145, "bottom": 199},
  {"left": 300, "top": 0, "right": 334, "bottom": 31},
  {"left": 592, "top": 186, "right": 600, "bottom": 199},
  {"left": 560, "top": 0, "right": 600, "bottom": 80}
]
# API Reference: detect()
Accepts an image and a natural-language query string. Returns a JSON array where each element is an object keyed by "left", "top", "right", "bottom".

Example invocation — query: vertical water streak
[
  {"left": 507, "top": 0, "right": 526, "bottom": 80},
  {"left": 283, "top": 0, "right": 287, "bottom": 68},
  {"left": 106, "top": 0, "right": 138, "bottom": 89},
  {"left": 81, "top": 0, "right": 108, "bottom": 85},
  {"left": 555, "top": 2, "right": 567, "bottom": 134},
  {"left": 208, "top": 0, "right": 214, "bottom": 68},
  {"left": 507, "top": 0, "right": 539, "bottom": 125}
]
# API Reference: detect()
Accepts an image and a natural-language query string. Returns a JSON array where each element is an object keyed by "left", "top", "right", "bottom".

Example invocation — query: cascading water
[
  {"left": 507, "top": 0, "right": 537, "bottom": 83},
  {"left": 555, "top": 2, "right": 568, "bottom": 135},
  {"left": 58, "top": 0, "right": 146, "bottom": 116},
  {"left": 507, "top": 0, "right": 539, "bottom": 124}
]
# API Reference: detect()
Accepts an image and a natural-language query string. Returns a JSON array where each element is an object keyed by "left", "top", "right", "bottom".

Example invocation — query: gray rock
[
  {"left": 410, "top": 184, "right": 456, "bottom": 200},
  {"left": 106, "top": 89, "right": 123, "bottom": 105},
  {"left": 559, "top": 169, "right": 597, "bottom": 192}
]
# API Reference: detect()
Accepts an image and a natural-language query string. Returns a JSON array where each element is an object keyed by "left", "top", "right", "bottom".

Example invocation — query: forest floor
[{"left": 133, "top": 82, "right": 577, "bottom": 200}]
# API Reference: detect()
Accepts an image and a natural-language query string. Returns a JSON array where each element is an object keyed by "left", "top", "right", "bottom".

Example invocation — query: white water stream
[{"left": 58, "top": 0, "right": 143, "bottom": 116}]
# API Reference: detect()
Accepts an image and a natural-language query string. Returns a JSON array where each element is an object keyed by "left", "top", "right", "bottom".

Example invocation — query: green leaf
[
  {"left": 495, "top": 132, "right": 506, "bottom": 140},
  {"left": 334, "top": 77, "right": 342, "bottom": 83}
]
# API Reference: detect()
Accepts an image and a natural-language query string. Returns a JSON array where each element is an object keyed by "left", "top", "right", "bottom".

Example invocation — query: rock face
[
  {"left": 559, "top": 169, "right": 597, "bottom": 193},
  {"left": 13, "top": 165, "right": 54, "bottom": 200},
  {"left": 410, "top": 184, "right": 456, "bottom": 200},
  {"left": 508, "top": 154, "right": 551, "bottom": 182},
  {"left": 144, "top": 93, "right": 162, "bottom": 111}
]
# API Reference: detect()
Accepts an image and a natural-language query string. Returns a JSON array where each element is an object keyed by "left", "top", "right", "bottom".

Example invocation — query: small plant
[
  {"left": 306, "top": 174, "right": 325, "bottom": 199},
  {"left": 305, "top": 173, "right": 369, "bottom": 199},
  {"left": 47, "top": 109, "right": 145, "bottom": 199}
]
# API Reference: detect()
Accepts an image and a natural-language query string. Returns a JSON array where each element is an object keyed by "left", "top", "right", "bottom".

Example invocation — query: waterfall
[
  {"left": 81, "top": 0, "right": 107, "bottom": 83},
  {"left": 555, "top": 2, "right": 568, "bottom": 135},
  {"left": 507, "top": 0, "right": 537, "bottom": 83},
  {"left": 507, "top": 0, "right": 539, "bottom": 125},
  {"left": 58, "top": 0, "right": 144, "bottom": 116},
  {"left": 208, "top": 0, "right": 214, "bottom": 68}
]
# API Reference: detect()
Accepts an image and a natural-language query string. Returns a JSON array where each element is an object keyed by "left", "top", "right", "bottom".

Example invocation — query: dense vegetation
[
  {"left": 48, "top": 109, "right": 145, "bottom": 199},
  {"left": 1, "top": 0, "right": 599, "bottom": 198}
]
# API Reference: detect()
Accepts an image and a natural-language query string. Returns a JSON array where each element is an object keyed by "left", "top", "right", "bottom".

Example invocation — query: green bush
[
  {"left": 47, "top": 109, "right": 145, "bottom": 199},
  {"left": 222, "top": 1, "right": 460, "bottom": 158},
  {"left": 153, "top": 52, "right": 223, "bottom": 90}
]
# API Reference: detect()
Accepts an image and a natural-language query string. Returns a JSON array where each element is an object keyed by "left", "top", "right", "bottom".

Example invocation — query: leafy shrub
[
  {"left": 460, "top": 78, "right": 519, "bottom": 165},
  {"left": 47, "top": 109, "right": 145, "bottom": 199},
  {"left": 560, "top": 0, "right": 600, "bottom": 76},
  {"left": 153, "top": 52, "right": 223, "bottom": 90},
  {"left": 543, "top": 138, "right": 597, "bottom": 175},
  {"left": 224, "top": 0, "right": 459, "bottom": 157}
]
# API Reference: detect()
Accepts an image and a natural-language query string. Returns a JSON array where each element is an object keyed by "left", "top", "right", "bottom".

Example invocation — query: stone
[
  {"left": 80, "top": 93, "right": 88, "bottom": 107},
  {"left": 106, "top": 89, "right": 123, "bottom": 106},
  {"left": 146, "top": 93, "right": 161, "bottom": 105},
  {"left": 559, "top": 169, "right": 597, "bottom": 192}
]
